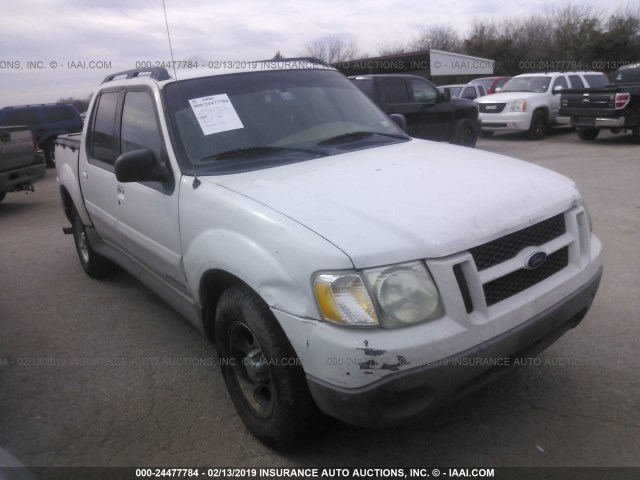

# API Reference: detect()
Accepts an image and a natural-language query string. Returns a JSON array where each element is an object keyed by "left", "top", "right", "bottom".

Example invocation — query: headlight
[
  {"left": 313, "top": 261, "right": 443, "bottom": 328},
  {"left": 364, "top": 262, "right": 443, "bottom": 328},
  {"left": 314, "top": 273, "right": 379, "bottom": 326},
  {"left": 509, "top": 99, "right": 527, "bottom": 112}
]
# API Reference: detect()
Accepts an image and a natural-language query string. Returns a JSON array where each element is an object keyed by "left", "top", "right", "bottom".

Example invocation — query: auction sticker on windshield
[{"left": 188, "top": 94, "right": 244, "bottom": 135}]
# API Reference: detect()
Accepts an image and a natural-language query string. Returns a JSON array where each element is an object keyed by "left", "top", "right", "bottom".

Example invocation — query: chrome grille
[{"left": 479, "top": 103, "right": 506, "bottom": 113}]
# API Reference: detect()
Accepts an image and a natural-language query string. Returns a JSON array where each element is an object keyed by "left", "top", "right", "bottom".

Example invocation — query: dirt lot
[{"left": 1, "top": 128, "right": 639, "bottom": 470}]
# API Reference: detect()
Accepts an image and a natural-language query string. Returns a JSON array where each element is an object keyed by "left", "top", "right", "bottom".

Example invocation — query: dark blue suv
[{"left": 0, "top": 104, "right": 83, "bottom": 167}]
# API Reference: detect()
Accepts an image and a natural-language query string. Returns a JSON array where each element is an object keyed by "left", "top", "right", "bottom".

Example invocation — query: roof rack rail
[
  {"left": 1, "top": 103, "right": 61, "bottom": 109},
  {"left": 101, "top": 67, "right": 172, "bottom": 84}
]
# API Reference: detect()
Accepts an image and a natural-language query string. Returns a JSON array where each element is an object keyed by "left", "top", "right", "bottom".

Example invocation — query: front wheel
[
  {"left": 576, "top": 128, "right": 600, "bottom": 141},
  {"left": 72, "top": 210, "right": 115, "bottom": 278},
  {"left": 451, "top": 118, "right": 478, "bottom": 147},
  {"left": 0, "top": 192, "right": 6, "bottom": 203},
  {"left": 215, "top": 285, "right": 321, "bottom": 450},
  {"left": 527, "top": 111, "right": 548, "bottom": 140}
]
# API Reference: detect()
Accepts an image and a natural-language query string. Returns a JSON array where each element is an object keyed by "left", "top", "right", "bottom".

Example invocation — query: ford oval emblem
[{"left": 525, "top": 251, "right": 547, "bottom": 270}]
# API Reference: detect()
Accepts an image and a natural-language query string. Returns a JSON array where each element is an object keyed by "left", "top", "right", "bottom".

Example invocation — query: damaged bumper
[{"left": 304, "top": 267, "right": 602, "bottom": 427}]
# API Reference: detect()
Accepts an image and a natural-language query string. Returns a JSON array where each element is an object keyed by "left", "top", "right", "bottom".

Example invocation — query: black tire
[
  {"left": 72, "top": 209, "right": 115, "bottom": 278},
  {"left": 631, "top": 127, "right": 640, "bottom": 143},
  {"left": 215, "top": 284, "right": 322, "bottom": 450},
  {"left": 576, "top": 128, "right": 600, "bottom": 141},
  {"left": 44, "top": 141, "right": 56, "bottom": 168},
  {"left": 451, "top": 118, "right": 478, "bottom": 147},
  {"left": 0, "top": 192, "right": 6, "bottom": 203},
  {"left": 480, "top": 130, "right": 494, "bottom": 138},
  {"left": 527, "top": 110, "right": 548, "bottom": 140}
]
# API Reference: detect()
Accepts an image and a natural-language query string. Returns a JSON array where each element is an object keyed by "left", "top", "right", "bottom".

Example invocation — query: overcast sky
[{"left": 0, "top": 0, "right": 632, "bottom": 107}]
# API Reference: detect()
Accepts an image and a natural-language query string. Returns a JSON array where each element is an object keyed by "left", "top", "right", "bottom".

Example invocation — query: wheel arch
[
  {"left": 199, "top": 269, "right": 245, "bottom": 342},
  {"left": 59, "top": 185, "right": 75, "bottom": 224}
]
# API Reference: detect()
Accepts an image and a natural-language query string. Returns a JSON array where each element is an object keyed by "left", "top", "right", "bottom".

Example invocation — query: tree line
[{"left": 305, "top": 5, "right": 640, "bottom": 75}]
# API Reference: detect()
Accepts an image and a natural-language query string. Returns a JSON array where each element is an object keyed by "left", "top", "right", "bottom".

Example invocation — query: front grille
[
  {"left": 483, "top": 247, "right": 569, "bottom": 306},
  {"left": 479, "top": 103, "right": 506, "bottom": 113},
  {"left": 470, "top": 214, "right": 566, "bottom": 271}
]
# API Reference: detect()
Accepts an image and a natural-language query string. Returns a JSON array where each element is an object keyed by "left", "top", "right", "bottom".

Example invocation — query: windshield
[
  {"left": 470, "top": 79, "right": 493, "bottom": 89},
  {"left": 445, "top": 86, "right": 463, "bottom": 97},
  {"left": 164, "top": 69, "right": 408, "bottom": 174},
  {"left": 584, "top": 74, "right": 609, "bottom": 88},
  {"left": 501, "top": 76, "right": 551, "bottom": 93}
]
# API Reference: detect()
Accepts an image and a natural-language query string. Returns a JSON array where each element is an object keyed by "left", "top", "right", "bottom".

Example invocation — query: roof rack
[{"left": 101, "top": 67, "right": 172, "bottom": 84}]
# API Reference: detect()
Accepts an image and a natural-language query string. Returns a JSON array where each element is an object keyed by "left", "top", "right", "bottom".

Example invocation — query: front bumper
[
  {"left": 306, "top": 267, "right": 602, "bottom": 427},
  {"left": 479, "top": 112, "right": 531, "bottom": 132}
]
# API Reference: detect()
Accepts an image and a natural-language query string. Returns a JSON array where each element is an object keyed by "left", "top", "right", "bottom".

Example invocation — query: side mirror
[
  {"left": 440, "top": 88, "right": 451, "bottom": 102},
  {"left": 553, "top": 85, "right": 564, "bottom": 94},
  {"left": 115, "top": 148, "right": 169, "bottom": 183},
  {"left": 494, "top": 87, "right": 502, "bottom": 93},
  {"left": 389, "top": 113, "right": 407, "bottom": 132}
]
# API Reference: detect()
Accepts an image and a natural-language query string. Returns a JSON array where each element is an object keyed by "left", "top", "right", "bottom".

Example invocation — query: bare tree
[
  {"left": 304, "top": 34, "right": 361, "bottom": 63},
  {"left": 376, "top": 41, "right": 408, "bottom": 56},
  {"left": 57, "top": 96, "right": 92, "bottom": 113},
  {"left": 410, "top": 25, "right": 463, "bottom": 52}
]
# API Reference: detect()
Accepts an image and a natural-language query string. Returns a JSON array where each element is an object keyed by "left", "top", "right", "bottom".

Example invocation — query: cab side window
[
  {"left": 4, "top": 108, "right": 40, "bottom": 125},
  {"left": 121, "top": 91, "right": 163, "bottom": 162},
  {"left": 552, "top": 76, "right": 569, "bottom": 90},
  {"left": 568, "top": 75, "right": 585, "bottom": 89},
  {"left": 462, "top": 87, "right": 478, "bottom": 100},
  {"left": 381, "top": 78, "right": 410, "bottom": 104},
  {"left": 409, "top": 78, "right": 438, "bottom": 103},
  {"left": 90, "top": 91, "right": 119, "bottom": 165}
]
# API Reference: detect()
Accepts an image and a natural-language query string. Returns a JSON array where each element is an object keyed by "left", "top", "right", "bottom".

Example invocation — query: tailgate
[
  {"left": 560, "top": 88, "right": 619, "bottom": 116},
  {"left": 0, "top": 126, "right": 41, "bottom": 172}
]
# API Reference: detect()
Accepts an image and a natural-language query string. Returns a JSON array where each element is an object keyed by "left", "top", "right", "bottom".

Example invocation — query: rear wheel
[
  {"left": 215, "top": 284, "right": 321, "bottom": 450},
  {"left": 576, "top": 128, "right": 600, "bottom": 141},
  {"left": 451, "top": 118, "right": 478, "bottom": 147},
  {"left": 527, "top": 111, "right": 548, "bottom": 140},
  {"left": 72, "top": 209, "right": 115, "bottom": 278},
  {"left": 631, "top": 127, "right": 640, "bottom": 143},
  {"left": 44, "top": 141, "right": 56, "bottom": 168},
  {"left": 0, "top": 192, "right": 6, "bottom": 203}
]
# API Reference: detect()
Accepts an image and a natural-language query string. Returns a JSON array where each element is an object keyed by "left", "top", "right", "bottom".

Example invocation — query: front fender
[
  {"left": 184, "top": 229, "right": 312, "bottom": 316},
  {"left": 179, "top": 177, "right": 354, "bottom": 319}
]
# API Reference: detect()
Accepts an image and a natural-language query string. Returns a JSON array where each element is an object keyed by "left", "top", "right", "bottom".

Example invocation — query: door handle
[{"left": 117, "top": 185, "right": 125, "bottom": 205}]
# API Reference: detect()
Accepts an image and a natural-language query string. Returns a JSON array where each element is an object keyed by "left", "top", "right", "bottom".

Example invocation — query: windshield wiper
[
  {"left": 200, "top": 146, "right": 319, "bottom": 162},
  {"left": 317, "top": 131, "right": 406, "bottom": 146}
]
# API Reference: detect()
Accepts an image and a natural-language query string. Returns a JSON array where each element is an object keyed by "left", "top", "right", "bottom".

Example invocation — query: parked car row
[{"left": 468, "top": 65, "right": 639, "bottom": 142}]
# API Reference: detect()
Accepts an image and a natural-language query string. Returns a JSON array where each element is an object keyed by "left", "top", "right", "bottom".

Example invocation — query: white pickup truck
[{"left": 56, "top": 61, "right": 603, "bottom": 449}]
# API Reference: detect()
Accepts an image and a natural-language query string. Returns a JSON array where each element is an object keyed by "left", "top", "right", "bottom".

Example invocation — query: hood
[
  {"left": 476, "top": 91, "right": 544, "bottom": 103},
  {"left": 208, "top": 140, "right": 579, "bottom": 268}
]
